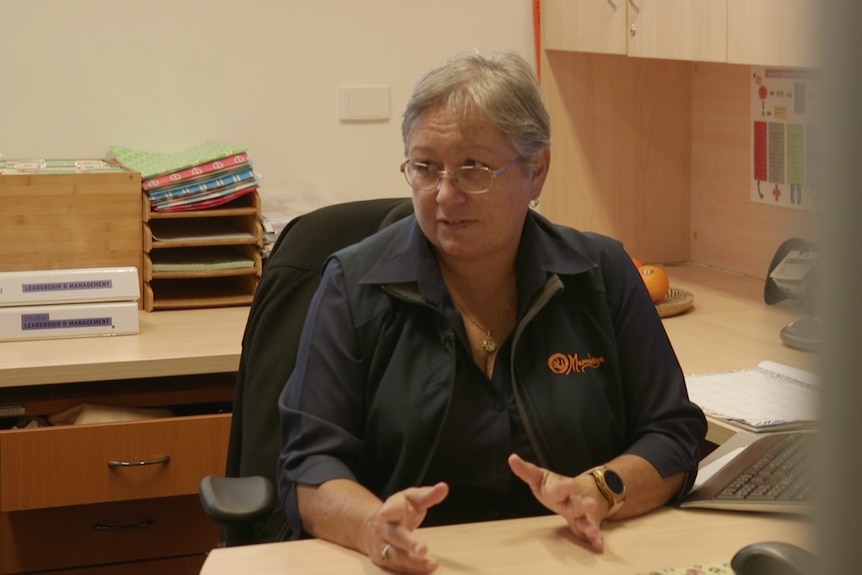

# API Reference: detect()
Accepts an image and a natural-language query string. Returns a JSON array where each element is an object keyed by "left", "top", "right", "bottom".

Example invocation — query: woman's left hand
[{"left": 508, "top": 453, "right": 605, "bottom": 552}]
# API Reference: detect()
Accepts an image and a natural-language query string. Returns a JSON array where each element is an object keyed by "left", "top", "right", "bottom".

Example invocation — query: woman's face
[{"left": 406, "top": 102, "right": 549, "bottom": 263}]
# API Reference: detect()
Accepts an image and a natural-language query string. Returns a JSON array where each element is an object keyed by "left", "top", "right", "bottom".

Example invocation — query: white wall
[{"left": 0, "top": 1, "right": 534, "bottom": 214}]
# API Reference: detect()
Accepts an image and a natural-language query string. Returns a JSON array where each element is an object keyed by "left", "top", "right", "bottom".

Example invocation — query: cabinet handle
[
  {"left": 628, "top": 0, "right": 640, "bottom": 36},
  {"left": 107, "top": 455, "right": 171, "bottom": 468},
  {"left": 93, "top": 518, "right": 155, "bottom": 531},
  {"left": 606, "top": 0, "right": 617, "bottom": 10}
]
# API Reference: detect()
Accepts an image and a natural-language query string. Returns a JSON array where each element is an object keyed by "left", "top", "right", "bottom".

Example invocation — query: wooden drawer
[
  {"left": 0, "top": 495, "right": 218, "bottom": 574},
  {"left": 33, "top": 554, "right": 206, "bottom": 575},
  {"left": 0, "top": 413, "right": 230, "bottom": 511}
]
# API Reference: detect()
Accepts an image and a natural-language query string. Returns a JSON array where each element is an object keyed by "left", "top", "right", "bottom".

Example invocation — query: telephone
[{"left": 764, "top": 238, "right": 819, "bottom": 352}]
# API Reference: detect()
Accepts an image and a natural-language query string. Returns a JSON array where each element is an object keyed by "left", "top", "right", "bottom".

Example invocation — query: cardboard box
[
  {"left": 0, "top": 301, "right": 140, "bottom": 342},
  {"left": 0, "top": 161, "right": 143, "bottom": 307},
  {"left": 0, "top": 266, "right": 140, "bottom": 307}
]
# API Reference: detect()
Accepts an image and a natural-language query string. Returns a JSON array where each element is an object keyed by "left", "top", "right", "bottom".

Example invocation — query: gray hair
[{"left": 401, "top": 50, "right": 551, "bottom": 159}]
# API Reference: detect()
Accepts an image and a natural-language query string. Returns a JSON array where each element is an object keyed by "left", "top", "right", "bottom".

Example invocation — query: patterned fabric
[
  {"left": 109, "top": 141, "right": 247, "bottom": 179},
  {"left": 636, "top": 561, "right": 733, "bottom": 575}
]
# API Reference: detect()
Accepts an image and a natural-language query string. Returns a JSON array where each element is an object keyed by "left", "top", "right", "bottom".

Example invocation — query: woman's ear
[{"left": 530, "top": 147, "right": 551, "bottom": 197}]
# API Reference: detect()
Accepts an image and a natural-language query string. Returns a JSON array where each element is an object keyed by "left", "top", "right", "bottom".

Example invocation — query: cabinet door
[
  {"left": 543, "top": 0, "right": 627, "bottom": 55},
  {"left": 628, "top": 0, "right": 727, "bottom": 62},
  {"left": 726, "top": 0, "right": 818, "bottom": 68}
]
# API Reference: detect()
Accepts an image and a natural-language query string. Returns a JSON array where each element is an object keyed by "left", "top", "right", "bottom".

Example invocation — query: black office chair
[{"left": 199, "top": 197, "right": 414, "bottom": 547}]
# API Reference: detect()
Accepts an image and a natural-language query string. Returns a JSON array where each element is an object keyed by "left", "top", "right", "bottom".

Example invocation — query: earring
[{"left": 529, "top": 197, "right": 540, "bottom": 209}]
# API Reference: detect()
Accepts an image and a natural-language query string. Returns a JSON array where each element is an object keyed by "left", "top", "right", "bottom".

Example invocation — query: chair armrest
[{"left": 199, "top": 475, "right": 276, "bottom": 525}]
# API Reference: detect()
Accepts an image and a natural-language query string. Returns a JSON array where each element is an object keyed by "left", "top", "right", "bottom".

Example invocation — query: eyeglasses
[{"left": 399, "top": 155, "right": 524, "bottom": 194}]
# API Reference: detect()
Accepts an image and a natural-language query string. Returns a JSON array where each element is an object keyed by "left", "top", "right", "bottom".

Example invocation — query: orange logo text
[{"left": 547, "top": 353, "right": 605, "bottom": 375}]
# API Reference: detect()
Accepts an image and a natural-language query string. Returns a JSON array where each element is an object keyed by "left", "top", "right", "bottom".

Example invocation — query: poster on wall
[{"left": 750, "top": 66, "right": 819, "bottom": 211}]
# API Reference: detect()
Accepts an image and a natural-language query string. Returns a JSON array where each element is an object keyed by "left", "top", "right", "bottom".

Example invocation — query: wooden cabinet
[
  {"left": 142, "top": 192, "right": 263, "bottom": 311},
  {"left": 539, "top": 0, "right": 817, "bottom": 277},
  {"left": 0, "top": 415, "right": 230, "bottom": 511},
  {"left": 727, "top": 0, "right": 818, "bottom": 68},
  {"left": 544, "top": 0, "right": 818, "bottom": 67},
  {"left": 627, "top": 0, "right": 726, "bottom": 62},
  {"left": 0, "top": 163, "right": 144, "bottom": 308},
  {"left": 0, "top": 496, "right": 218, "bottom": 574},
  {"left": 542, "top": 0, "right": 627, "bottom": 55},
  {"left": 539, "top": 50, "right": 693, "bottom": 265},
  {"left": 543, "top": 0, "right": 726, "bottom": 62},
  {"left": 0, "top": 307, "right": 247, "bottom": 575}
]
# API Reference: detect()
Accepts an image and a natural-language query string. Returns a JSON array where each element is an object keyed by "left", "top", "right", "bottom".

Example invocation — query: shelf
[
  {"left": 143, "top": 275, "right": 258, "bottom": 311},
  {"left": 141, "top": 192, "right": 262, "bottom": 311},
  {"left": 143, "top": 191, "right": 260, "bottom": 221}
]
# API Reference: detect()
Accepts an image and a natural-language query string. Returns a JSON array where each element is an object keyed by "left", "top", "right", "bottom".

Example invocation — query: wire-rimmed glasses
[{"left": 399, "top": 156, "right": 523, "bottom": 194}]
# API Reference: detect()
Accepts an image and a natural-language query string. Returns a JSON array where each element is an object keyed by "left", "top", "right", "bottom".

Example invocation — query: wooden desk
[
  {"left": 0, "top": 265, "right": 812, "bottom": 574},
  {"left": 661, "top": 264, "right": 815, "bottom": 444},
  {"left": 196, "top": 264, "right": 815, "bottom": 575},
  {"left": 0, "top": 306, "right": 249, "bottom": 388},
  {"left": 662, "top": 264, "right": 813, "bottom": 375},
  {"left": 0, "top": 306, "right": 249, "bottom": 575},
  {"left": 199, "top": 507, "right": 811, "bottom": 575}
]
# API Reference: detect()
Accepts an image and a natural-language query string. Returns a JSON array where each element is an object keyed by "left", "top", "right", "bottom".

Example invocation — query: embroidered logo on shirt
[{"left": 547, "top": 353, "right": 605, "bottom": 375}]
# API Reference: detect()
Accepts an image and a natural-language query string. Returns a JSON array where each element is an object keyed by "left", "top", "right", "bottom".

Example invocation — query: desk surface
[
  {"left": 199, "top": 507, "right": 811, "bottom": 575},
  {"left": 0, "top": 306, "right": 250, "bottom": 387},
  {"left": 0, "top": 265, "right": 812, "bottom": 440},
  {"left": 660, "top": 264, "right": 814, "bottom": 376}
]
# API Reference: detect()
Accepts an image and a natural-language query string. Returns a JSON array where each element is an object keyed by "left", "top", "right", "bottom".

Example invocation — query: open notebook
[{"left": 685, "top": 361, "right": 818, "bottom": 432}]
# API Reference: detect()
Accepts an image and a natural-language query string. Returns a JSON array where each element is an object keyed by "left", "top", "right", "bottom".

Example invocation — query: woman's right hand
[{"left": 363, "top": 482, "right": 449, "bottom": 574}]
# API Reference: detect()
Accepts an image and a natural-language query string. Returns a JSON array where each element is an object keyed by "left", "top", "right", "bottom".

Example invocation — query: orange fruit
[
  {"left": 631, "top": 256, "right": 643, "bottom": 269},
  {"left": 639, "top": 264, "right": 669, "bottom": 303}
]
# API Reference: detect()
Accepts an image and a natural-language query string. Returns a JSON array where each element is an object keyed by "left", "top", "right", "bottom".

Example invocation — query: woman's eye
[{"left": 463, "top": 160, "right": 487, "bottom": 169}]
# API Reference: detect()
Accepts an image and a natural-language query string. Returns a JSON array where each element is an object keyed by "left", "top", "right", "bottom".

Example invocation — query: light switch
[{"left": 338, "top": 85, "right": 389, "bottom": 122}]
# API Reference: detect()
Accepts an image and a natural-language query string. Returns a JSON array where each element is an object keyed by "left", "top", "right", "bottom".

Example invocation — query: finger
[
  {"left": 508, "top": 453, "right": 544, "bottom": 487},
  {"left": 375, "top": 484, "right": 449, "bottom": 559},
  {"left": 510, "top": 455, "right": 580, "bottom": 507},
  {"left": 378, "top": 483, "right": 449, "bottom": 524},
  {"left": 571, "top": 513, "right": 604, "bottom": 552},
  {"left": 374, "top": 542, "right": 440, "bottom": 574},
  {"left": 404, "top": 482, "right": 449, "bottom": 511},
  {"left": 383, "top": 521, "right": 430, "bottom": 559},
  {"left": 567, "top": 493, "right": 598, "bottom": 516}
]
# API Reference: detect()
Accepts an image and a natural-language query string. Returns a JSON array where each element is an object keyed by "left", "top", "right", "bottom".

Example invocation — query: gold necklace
[{"left": 455, "top": 298, "right": 516, "bottom": 354}]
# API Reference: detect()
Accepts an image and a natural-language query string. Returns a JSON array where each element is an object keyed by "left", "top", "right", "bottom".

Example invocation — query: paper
[{"left": 685, "top": 361, "right": 818, "bottom": 432}]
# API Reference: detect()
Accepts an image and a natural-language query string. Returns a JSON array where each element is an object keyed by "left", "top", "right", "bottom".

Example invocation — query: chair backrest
[{"left": 225, "top": 197, "right": 414, "bottom": 543}]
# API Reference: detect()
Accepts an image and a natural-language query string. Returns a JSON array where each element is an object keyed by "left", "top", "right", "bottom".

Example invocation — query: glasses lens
[
  {"left": 455, "top": 166, "right": 493, "bottom": 194},
  {"left": 405, "top": 162, "right": 439, "bottom": 190}
]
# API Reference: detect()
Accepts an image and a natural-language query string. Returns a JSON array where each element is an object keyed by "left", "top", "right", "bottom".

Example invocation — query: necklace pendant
[{"left": 482, "top": 333, "right": 497, "bottom": 353}]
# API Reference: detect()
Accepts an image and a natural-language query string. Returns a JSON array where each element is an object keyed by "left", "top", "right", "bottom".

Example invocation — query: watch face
[{"left": 604, "top": 469, "right": 625, "bottom": 495}]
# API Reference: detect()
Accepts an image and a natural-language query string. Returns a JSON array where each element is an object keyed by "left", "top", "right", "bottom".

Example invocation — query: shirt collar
[{"left": 359, "top": 212, "right": 598, "bottom": 305}]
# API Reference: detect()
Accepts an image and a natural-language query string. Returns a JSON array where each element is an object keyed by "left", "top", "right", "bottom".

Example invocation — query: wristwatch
[{"left": 590, "top": 466, "right": 626, "bottom": 518}]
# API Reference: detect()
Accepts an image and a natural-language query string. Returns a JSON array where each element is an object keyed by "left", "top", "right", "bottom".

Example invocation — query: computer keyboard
[
  {"left": 716, "top": 432, "right": 814, "bottom": 503},
  {"left": 681, "top": 432, "right": 815, "bottom": 514}
]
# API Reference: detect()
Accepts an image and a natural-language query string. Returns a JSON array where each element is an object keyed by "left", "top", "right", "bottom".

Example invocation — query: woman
[{"left": 277, "top": 50, "right": 706, "bottom": 574}]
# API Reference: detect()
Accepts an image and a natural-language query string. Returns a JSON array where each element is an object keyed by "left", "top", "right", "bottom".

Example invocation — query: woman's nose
[{"left": 435, "top": 171, "right": 465, "bottom": 202}]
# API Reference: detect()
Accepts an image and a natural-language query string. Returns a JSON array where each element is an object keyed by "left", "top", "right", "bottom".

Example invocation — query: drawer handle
[
  {"left": 107, "top": 455, "right": 171, "bottom": 468},
  {"left": 94, "top": 518, "right": 155, "bottom": 531}
]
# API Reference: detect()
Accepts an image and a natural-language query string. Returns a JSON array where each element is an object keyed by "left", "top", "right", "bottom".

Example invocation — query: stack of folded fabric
[{"left": 109, "top": 141, "right": 260, "bottom": 212}]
